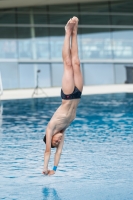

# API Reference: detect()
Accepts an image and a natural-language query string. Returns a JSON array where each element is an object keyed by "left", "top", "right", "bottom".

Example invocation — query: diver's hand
[
  {"left": 48, "top": 170, "right": 55, "bottom": 176},
  {"left": 42, "top": 168, "right": 50, "bottom": 175}
]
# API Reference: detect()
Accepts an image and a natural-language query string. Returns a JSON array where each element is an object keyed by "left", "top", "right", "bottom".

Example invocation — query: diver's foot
[
  {"left": 72, "top": 16, "right": 79, "bottom": 34},
  {"left": 65, "top": 18, "right": 75, "bottom": 35}
]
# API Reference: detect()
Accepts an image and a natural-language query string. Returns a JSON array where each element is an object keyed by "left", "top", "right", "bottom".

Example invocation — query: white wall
[
  {"left": 0, "top": 62, "right": 132, "bottom": 89},
  {"left": 0, "top": 62, "right": 19, "bottom": 89},
  {"left": 84, "top": 63, "right": 114, "bottom": 85}
]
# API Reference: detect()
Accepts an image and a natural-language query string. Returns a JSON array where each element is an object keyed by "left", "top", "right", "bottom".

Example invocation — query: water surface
[{"left": 0, "top": 93, "right": 133, "bottom": 200}]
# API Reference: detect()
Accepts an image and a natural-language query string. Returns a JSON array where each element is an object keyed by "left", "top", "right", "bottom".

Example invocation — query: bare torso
[{"left": 48, "top": 99, "right": 80, "bottom": 135}]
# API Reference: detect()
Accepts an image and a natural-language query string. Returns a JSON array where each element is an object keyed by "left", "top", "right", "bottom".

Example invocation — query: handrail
[{"left": 0, "top": 72, "right": 3, "bottom": 96}]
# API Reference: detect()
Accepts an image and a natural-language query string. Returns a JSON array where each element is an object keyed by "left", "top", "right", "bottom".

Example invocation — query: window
[
  {"left": 0, "top": 11, "right": 15, "bottom": 24},
  {"left": 35, "top": 27, "right": 50, "bottom": 59},
  {"left": 50, "top": 28, "right": 64, "bottom": 59},
  {"left": 0, "top": 27, "right": 17, "bottom": 58},
  {"left": 0, "top": 62, "right": 19, "bottom": 89},
  {"left": 112, "top": 29, "right": 133, "bottom": 59},
  {"left": 17, "top": 27, "right": 32, "bottom": 59},
  {"left": 81, "top": 28, "right": 112, "bottom": 59}
]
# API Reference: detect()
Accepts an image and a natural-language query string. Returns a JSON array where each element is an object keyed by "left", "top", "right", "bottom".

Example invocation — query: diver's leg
[
  {"left": 62, "top": 19, "right": 75, "bottom": 94},
  {"left": 71, "top": 17, "right": 83, "bottom": 92}
]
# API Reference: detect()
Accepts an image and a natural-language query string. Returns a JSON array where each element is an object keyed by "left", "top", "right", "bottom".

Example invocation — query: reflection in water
[{"left": 42, "top": 187, "right": 61, "bottom": 200}]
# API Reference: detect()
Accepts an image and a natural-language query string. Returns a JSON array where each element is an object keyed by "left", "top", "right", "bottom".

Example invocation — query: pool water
[{"left": 0, "top": 93, "right": 133, "bottom": 200}]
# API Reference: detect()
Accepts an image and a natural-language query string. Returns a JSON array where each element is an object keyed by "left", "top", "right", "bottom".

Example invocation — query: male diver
[{"left": 43, "top": 16, "right": 83, "bottom": 175}]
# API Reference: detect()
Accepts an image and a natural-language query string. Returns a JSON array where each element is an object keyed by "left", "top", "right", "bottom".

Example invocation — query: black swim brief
[{"left": 61, "top": 86, "right": 82, "bottom": 100}]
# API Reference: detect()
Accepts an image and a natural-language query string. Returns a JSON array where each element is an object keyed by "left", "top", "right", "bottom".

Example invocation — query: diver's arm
[
  {"left": 43, "top": 127, "right": 52, "bottom": 174},
  {"left": 54, "top": 134, "right": 64, "bottom": 166},
  {"left": 43, "top": 152, "right": 50, "bottom": 172},
  {"left": 48, "top": 134, "right": 64, "bottom": 175}
]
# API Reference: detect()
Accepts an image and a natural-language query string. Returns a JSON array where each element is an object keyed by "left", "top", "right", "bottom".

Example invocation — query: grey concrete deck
[{"left": 1, "top": 84, "right": 133, "bottom": 101}]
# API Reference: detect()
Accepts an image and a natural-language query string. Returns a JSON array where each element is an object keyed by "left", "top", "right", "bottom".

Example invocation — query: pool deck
[{"left": 1, "top": 84, "right": 133, "bottom": 100}]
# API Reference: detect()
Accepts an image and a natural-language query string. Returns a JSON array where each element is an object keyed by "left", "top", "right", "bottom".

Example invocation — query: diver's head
[
  {"left": 51, "top": 132, "right": 63, "bottom": 148},
  {"left": 43, "top": 132, "right": 63, "bottom": 148}
]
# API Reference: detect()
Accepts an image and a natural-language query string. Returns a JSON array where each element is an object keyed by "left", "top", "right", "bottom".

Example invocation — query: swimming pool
[{"left": 0, "top": 93, "right": 133, "bottom": 200}]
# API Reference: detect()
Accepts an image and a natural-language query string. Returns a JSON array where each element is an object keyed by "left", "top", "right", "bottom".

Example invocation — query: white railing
[{"left": 0, "top": 72, "right": 3, "bottom": 96}]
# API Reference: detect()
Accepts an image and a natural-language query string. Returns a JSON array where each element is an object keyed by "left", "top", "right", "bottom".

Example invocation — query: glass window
[
  {"left": 77, "top": 29, "right": 82, "bottom": 60},
  {"left": 111, "top": 0, "right": 133, "bottom": 13},
  {"left": 36, "top": 64, "right": 51, "bottom": 87},
  {"left": 17, "top": 13, "right": 30, "bottom": 24},
  {"left": 80, "top": 2, "right": 109, "bottom": 25},
  {"left": 51, "top": 63, "right": 63, "bottom": 87},
  {"left": 81, "top": 28, "right": 112, "bottom": 59},
  {"left": 50, "top": 28, "right": 64, "bottom": 59},
  {"left": 19, "top": 63, "right": 35, "bottom": 88},
  {"left": 49, "top": 14, "right": 79, "bottom": 25},
  {"left": 80, "top": 14, "right": 109, "bottom": 25},
  {"left": 49, "top": 4, "right": 78, "bottom": 24},
  {"left": 0, "top": 62, "right": 19, "bottom": 89},
  {"left": 111, "top": 14, "right": 133, "bottom": 26},
  {"left": 0, "top": 12, "right": 16, "bottom": 24},
  {"left": 0, "top": 27, "right": 16, "bottom": 39},
  {"left": 84, "top": 63, "right": 114, "bottom": 85},
  {"left": 17, "top": 27, "right": 32, "bottom": 59},
  {"left": 112, "top": 29, "right": 133, "bottom": 59},
  {"left": 34, "top": 14, "right": 47, "bottom": 24},
  {"left": 0, "top": 27, "right": 17, "bottom": 59},
  {"left": 35, "top": 27, "right": 50, "bottom": 59},
  {"left": 80, "top": 2, "right": 109, "bottom": 12}
]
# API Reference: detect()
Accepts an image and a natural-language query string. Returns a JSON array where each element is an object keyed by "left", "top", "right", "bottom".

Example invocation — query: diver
[{"left": 43, "top": 16, "right": 83, "bottom": 175}]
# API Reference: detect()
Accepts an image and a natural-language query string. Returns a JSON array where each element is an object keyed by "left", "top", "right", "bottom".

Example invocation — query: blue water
[{"left": 0, "top": 93, "right": 133, "bottom": 200}]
